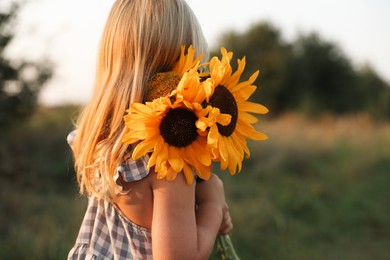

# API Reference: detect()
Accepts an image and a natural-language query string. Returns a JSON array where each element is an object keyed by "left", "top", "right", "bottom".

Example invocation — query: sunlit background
[
  {"left": 1, "top": 0, "right": 389, "bottom": 259},
  {"left": 4, "top": 0, "right": 390, "bottom": 105}
]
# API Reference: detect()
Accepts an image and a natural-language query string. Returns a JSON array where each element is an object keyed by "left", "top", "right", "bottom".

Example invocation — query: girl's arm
[{"left": 151, "top": 170, "right": 225, "bottom": 260}]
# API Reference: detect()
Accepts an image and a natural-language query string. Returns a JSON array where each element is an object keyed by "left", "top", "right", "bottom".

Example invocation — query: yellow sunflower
[
  {"left": 197, "top": 48, "right": 269, "bottom": 174},
  {"left": 123, "top": 57, "right": 213, "bottom": 184}
]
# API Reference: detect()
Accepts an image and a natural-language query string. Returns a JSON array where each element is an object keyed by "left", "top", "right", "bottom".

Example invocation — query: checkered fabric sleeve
[{"left": 114, "top": 149, "right": 150, "bottom": 187}]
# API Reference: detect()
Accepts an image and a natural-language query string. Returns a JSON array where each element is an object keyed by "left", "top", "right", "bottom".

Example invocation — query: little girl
[{"left": 68, "top": 0, "right": 232, "bottom": 259}]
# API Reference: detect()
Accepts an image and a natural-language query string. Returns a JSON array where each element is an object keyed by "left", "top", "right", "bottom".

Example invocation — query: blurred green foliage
[
  {"left": 1, "top": 108, "right": 389, "bottom": 259},
  {"left": 212, "top": 22, "right": 390, "bottom": 118},
  {"left": 0, "top": 106, "right": 85, "bottom": 259}
]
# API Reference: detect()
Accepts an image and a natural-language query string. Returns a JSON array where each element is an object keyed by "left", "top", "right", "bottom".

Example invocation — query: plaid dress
[{"left": 67, "top": 131, "right": 153, "bottom": 259}]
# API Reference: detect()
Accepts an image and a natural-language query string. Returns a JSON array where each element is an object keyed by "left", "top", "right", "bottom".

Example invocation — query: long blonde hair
[{"left": 72, "top": 0, "right": 208, "bottom": 199}]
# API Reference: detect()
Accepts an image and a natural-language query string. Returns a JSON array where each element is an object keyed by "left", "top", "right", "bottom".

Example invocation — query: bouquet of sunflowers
[{"left": 123, "top": 46, "right": 268, "bottom": 259}]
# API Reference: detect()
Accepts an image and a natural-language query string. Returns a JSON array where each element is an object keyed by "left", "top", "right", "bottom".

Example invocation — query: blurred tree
[
  {"left": 357, "top": 65, "right": 390, "bottom": 119},
  {"left": 286, "top": 33, "right": 360, "bottom": 115},
  {"left": 214, "top": 22, "right": 390, "bottom": 119},
  {"left": 0, "top": 3, "right": 52, "bottom": 132},
  {"left": 213, "top": 22, "right": 291, "bottom": 114}
]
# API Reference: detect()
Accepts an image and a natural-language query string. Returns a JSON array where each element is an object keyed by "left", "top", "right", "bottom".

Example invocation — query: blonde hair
[{"left": 72, "top": 0, "right": 208, "bottom": 199}]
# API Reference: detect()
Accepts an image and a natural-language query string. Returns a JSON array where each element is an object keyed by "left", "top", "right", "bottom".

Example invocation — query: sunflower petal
[
  {"left": 209, "top": 57, "right": 225, "bottom": 85},
  {"left": 235, "top": 85, "right": 257, "bottom": 102},
  {"left": 173, "top": 45, "right": 203, "bottom": 75},
  {"left": 182, "top": 164, "right": 194, "bottom": 184},
  {"left": 238, "top": 112, "right": 259, "bottom": 124},
  {"left": 130, "top": 103, "right": 154, "bottom": 115},
  {"left": 238, "top": 102, "right": 269, "bottom": 114},
  {"left": 217, "top": 113, "right": 232, "bottom": 126},
  {"left": 165, "top": 167, "right": 179, "bottom": 182},
  {"left": 168, "top": 146, "right": 184, "bottom": 173},
  {"left": 226, "top": 57, "right": 246, "bottom": 88},
  {"left": 218, "top": 135, "right": 229, "bottom": 162},
  {"left": 220, "top": 156, "right": 228, "bottom": 170},
  {"left": 122, "top": 135, "right": 140, "bottom": 144},
  {"left": 226, "top": 138, "right": 240, "bottom": 175},
  {"left": 132, "top": 139, "right": 156, "bottom": 159},
  {"left": 156, "top": 161, "right": 169, "bottom": 179},
  {"left": 236, "top": 122, "right": 268, "bottom": 140},
  {"left": 147, "top": 138, "right": 163, "bottom": 168},
  {"left": 156, "top": 142, "right": 169, "bottom": 170},
  {"left": 194, "top": 163, "right": 211, "bottom": 181},
  {"left": 207, "top": 125, "right": 219, "bottom": 147},
  {"left": 192, "top": 139, "right": 211, "bottom": 166},
  {"left": 230, "top": 70, "right": 259, "bottom": 94},
  {"left": 232, "top": 132, "right": 250, "bottom": 158}
]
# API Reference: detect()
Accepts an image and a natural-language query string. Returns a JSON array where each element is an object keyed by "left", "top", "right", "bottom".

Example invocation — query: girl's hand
[
  {"left": 219, "top": 203, "right": 233, "bottom": 235},
  {"left": 196, "top": 174, "right": 233, "bottom": 235},
  {"left": 196, "top": 174, "right": 225, "bottom": 206}
]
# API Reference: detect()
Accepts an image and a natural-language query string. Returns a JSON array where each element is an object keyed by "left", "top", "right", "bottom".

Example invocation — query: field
[{"left": 0, "top": 107, "right": 389, "bottom": 259}]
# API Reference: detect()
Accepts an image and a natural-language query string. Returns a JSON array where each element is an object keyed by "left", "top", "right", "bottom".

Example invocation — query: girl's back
[{"left": 68, "top": 1, "right": 232, "bottom": 259}]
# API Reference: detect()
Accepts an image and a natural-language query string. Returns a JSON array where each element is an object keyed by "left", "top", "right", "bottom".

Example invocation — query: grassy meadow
[{"left": 0, "top": 106, "right": 389, "bottom": 259}]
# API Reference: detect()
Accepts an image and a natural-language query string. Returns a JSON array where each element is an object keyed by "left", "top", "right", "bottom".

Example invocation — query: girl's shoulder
[{"left": 67, "top": 130, "right": 151, "bottom": 188}]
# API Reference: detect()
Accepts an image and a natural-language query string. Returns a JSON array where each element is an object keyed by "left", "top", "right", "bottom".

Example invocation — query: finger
[
  {"left": 219, "top": 222, "right": 233, "bottom": 235},
  {"left": 223, "top": 203, "right": 229, "bottom": 214},
  {"left": 219, "top": 212, "right": 233, "bottom": 235}
]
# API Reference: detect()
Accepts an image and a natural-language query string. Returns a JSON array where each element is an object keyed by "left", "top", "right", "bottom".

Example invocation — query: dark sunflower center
[
  {"left": 144, "top": 72, "right": 181, "bottom": 102},
  {"left": 159, "top": 108, "right": 198, "bottom": 147},
  {"left": 209, "top": 85, "right": 238, "bottom": 137}
]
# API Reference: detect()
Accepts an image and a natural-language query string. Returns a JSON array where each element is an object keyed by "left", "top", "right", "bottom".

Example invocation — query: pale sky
[{"left": 4, "top": 0, "right": 390, "bottom": 105}]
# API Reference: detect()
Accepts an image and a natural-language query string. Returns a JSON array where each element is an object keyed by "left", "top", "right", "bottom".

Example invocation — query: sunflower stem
[{"left": 216, "top": 234, "right": 240, "bottom": 260}]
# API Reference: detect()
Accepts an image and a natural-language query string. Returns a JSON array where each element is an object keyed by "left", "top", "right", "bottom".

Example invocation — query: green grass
[
  {"left": 212, "top": 114, "right": 390, "bottom": 259},
  {"left": 1, "top": 108, "right": 389, "bottom": 259}
]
